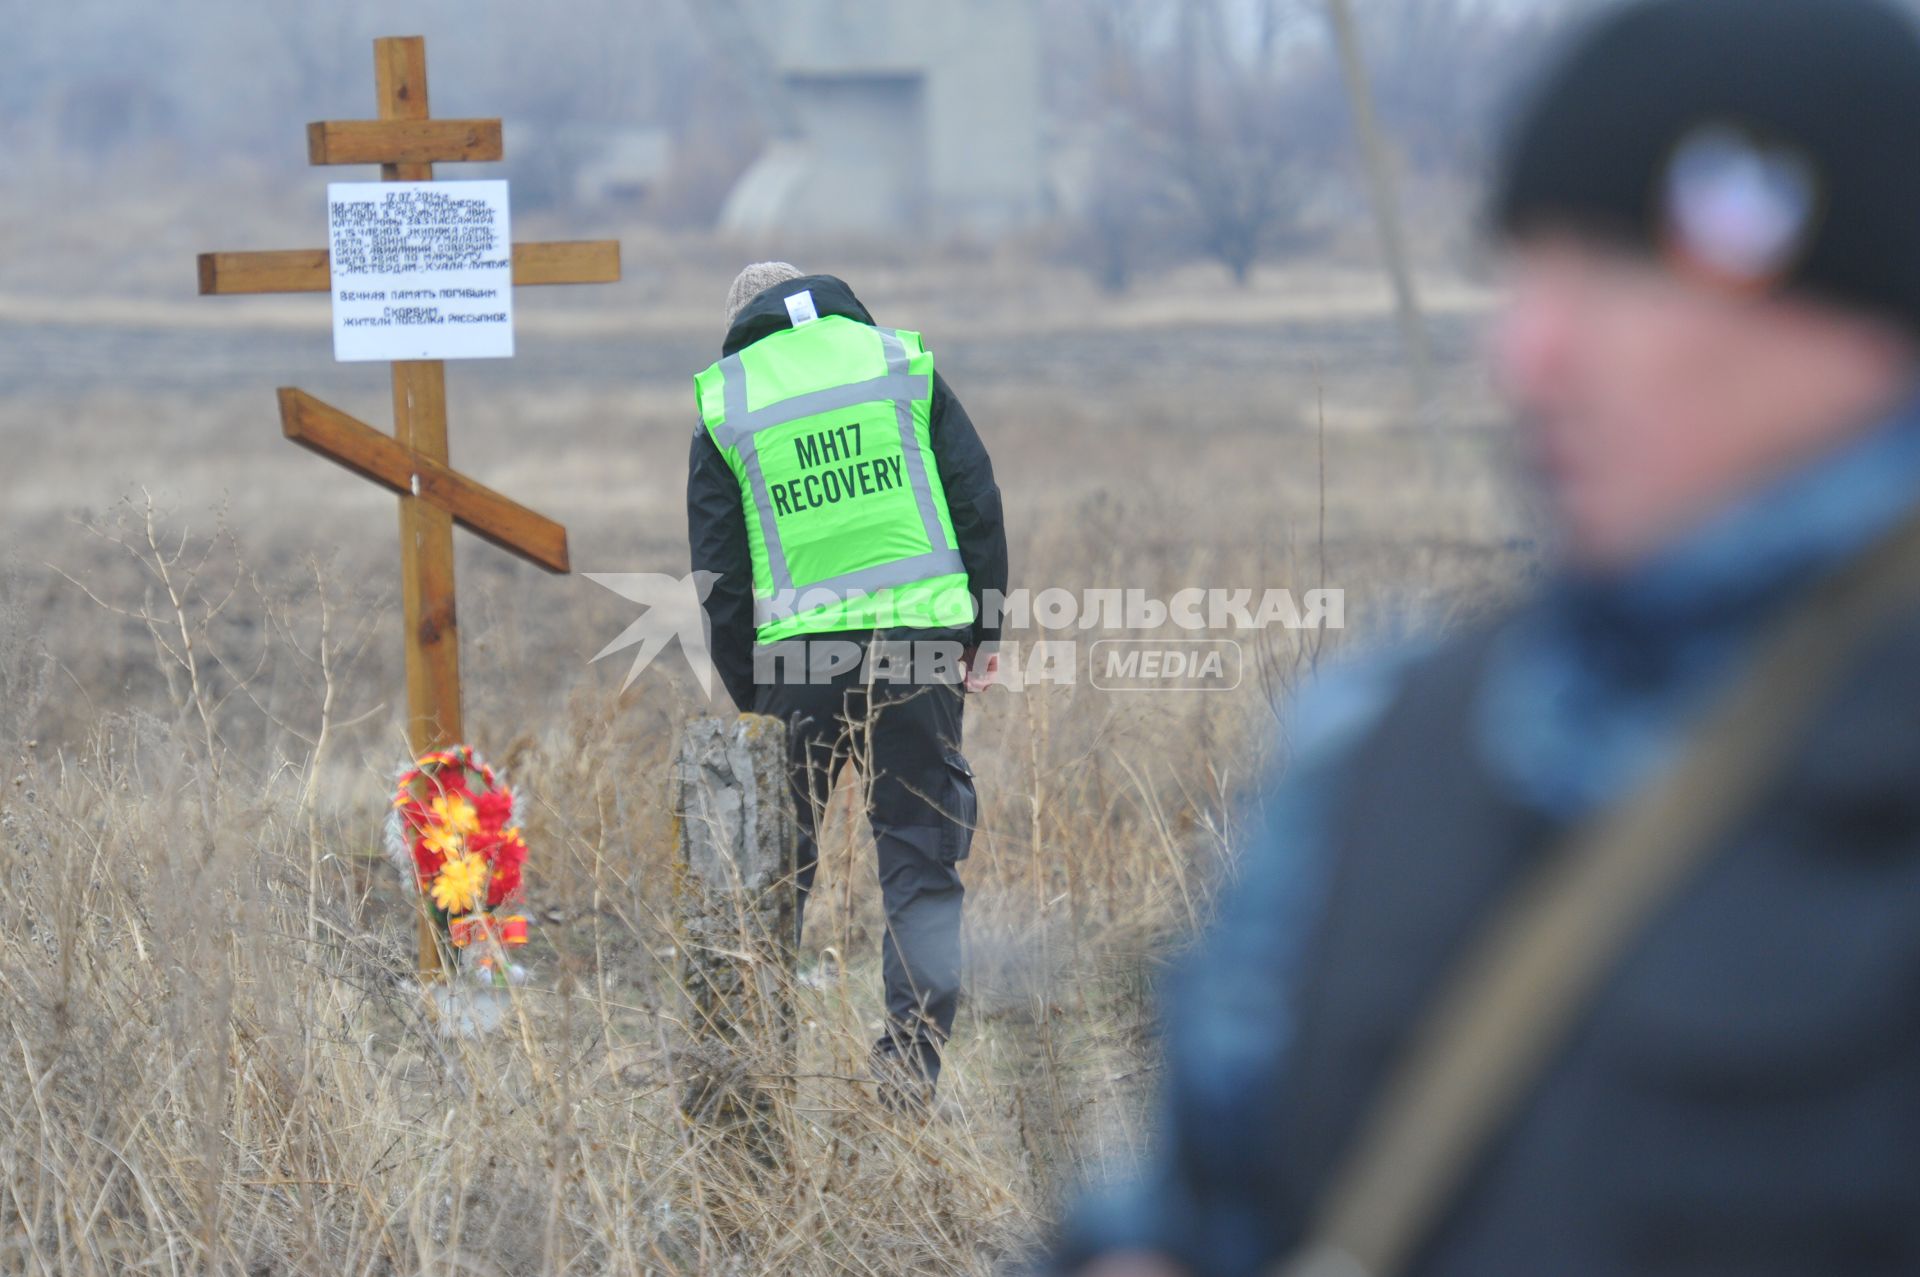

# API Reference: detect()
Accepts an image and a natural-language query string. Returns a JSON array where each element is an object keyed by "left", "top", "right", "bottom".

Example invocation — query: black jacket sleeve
[
  {"left": 687, "top": 424, "right": 758, "bottom": 712},
  {"left": 930, "top": 372, "right": 1009, "bottom": 647}
]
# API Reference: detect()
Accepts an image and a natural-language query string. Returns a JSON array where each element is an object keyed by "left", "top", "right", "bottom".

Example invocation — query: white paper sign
[{"left": 326, "top": 180, "right": 514, "bottom": 362}]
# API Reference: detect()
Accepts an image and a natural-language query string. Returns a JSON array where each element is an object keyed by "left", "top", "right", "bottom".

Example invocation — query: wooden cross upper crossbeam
[{"left": 307, "top": 116, "right": 503, "bottom": 167}]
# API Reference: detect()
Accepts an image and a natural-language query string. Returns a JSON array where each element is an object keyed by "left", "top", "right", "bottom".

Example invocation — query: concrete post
[{"left": 672, "top": 714, "right": 796, "bottom": 1148}]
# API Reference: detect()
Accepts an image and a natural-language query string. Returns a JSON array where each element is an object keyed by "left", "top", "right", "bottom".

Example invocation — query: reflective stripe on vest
[
  {"left": 752, "top": 548, "right": 965, "bottom": 629},
  {"left": 706, "top": 324, "right": 966, "bottom": 630}
]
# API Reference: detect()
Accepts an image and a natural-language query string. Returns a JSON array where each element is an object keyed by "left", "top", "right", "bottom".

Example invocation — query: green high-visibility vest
[{"left": 696, "top": 313, "right": 974, "bottom": 642}]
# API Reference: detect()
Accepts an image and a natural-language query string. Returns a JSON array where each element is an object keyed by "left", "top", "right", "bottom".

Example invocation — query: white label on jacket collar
[{"left": 784, "top": 289, "right": 820, "bottom": 326}]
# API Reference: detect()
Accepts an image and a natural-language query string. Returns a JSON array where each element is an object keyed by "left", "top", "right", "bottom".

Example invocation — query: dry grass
[{"left": 0, "top": 191, "right": 1533, "bottom": 1273}]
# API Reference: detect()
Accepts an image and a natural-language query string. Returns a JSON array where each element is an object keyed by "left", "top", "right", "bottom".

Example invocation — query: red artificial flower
[
  {"left": 413, "top": 847, "right": 446, "bottom": 885},
  {"left": 487, "top": 833, "right": 528, "bottom": 906},
  {"left": 473, "top": 789, "right": 515, "bottom": 829}
]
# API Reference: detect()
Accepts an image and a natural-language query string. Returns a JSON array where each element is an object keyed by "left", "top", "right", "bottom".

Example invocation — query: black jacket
[
  {"left": 1060, "top": 611, "right": 1920, "bottom": 1277},
  {"left": 687, "top": 275, "right": 1008, "bottom": 711}
]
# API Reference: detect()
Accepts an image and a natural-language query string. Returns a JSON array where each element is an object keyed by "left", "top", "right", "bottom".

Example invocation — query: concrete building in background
[{"left": 718, "top": 0, "right": 1046, "bottom": 241}]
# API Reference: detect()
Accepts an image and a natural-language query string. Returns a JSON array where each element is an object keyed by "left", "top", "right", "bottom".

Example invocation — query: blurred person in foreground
[
  {"left": 688, "top": 264, "right": 1007, "bottom": 1109},
  {"left": 1054, "top": 0, "right": 1920, "bottom": 1273}
]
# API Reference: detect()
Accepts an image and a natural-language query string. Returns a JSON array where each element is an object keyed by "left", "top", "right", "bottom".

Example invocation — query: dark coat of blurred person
[{"left": 1054, "top": 1, "right": 1920, "bottom": 1274}]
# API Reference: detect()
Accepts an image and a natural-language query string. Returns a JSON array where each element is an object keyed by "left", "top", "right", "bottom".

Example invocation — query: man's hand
[{"left": 961, "top": 645, "right": 1000, "bottom": 693}]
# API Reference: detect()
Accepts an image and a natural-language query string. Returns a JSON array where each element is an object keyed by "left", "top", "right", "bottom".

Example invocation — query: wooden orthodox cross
[{"left": 199, "top": 36, "right": 620, "bottom": 978}]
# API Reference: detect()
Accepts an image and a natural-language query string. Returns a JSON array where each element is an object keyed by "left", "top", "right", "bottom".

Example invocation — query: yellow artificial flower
[
  {"left": 421, "top": 822, "right": 466, "bottom": 860},
  {"left": 431, "top": 794, "right": 481, "bottom": 837},
  {"left": 430, "top": 853, "right": 489, "bottom": 915}
]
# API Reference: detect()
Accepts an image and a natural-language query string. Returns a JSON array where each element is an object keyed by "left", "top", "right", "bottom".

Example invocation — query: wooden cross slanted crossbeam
[{"left": 200, "top": 35, "right": 621, "bottom": 978}]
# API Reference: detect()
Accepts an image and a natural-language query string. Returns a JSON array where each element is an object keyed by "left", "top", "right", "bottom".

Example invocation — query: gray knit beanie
[{"left": 726, "top": 261, "right": 804, "bottom": 326}]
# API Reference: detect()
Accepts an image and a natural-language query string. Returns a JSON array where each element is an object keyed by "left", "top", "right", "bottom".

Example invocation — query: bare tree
[
  {"left": 1069, "top": 118, "right": 1180, "bottom": 293},
  {"left": 1061, "top": 0, "right": 1317, "bottom": 288}
]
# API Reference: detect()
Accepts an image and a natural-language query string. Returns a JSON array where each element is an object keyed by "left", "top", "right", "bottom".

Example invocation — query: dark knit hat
[{"left": 1494, "top": 0, "right": 1920, "bottom": 331}]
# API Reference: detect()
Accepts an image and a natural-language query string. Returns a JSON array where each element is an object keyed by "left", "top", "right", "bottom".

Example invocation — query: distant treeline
[{"left": 7, "top": 0, "right": 1615, "bottom": 285}]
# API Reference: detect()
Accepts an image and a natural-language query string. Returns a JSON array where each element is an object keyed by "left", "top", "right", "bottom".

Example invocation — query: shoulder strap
[{"left": 1282, "top": 507, "right": 1920, "bottom": 1277}]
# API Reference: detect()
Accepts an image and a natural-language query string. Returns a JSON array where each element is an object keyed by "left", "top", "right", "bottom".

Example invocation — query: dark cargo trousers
[{"left": 751, "top": 631, "right": 976, "bottom": 1084}]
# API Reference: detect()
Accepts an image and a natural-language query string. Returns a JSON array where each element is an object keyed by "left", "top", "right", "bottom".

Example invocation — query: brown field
[{"left": 0, "top": 170, "right": 1535, "bottom": 1274}]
